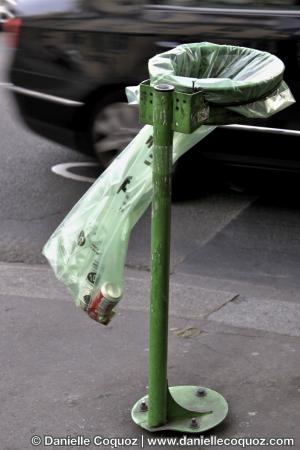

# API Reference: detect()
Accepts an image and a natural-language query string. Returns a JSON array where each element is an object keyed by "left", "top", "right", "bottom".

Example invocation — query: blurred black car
[{"left": 6, "top": 0, "right": 300, "bottom": 171}]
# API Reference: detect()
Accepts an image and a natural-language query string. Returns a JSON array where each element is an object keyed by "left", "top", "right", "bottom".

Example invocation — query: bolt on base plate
[{"left": 131, "top": 385, "right": 228, "bottom": 433}]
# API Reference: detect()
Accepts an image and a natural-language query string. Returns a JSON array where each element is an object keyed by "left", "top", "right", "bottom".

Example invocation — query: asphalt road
[
  {"left": 0, "top": 36, "right": 95, "bottom": 264},
  {"left": 1, "top": 35, "right": 300, "bottom": 297}
]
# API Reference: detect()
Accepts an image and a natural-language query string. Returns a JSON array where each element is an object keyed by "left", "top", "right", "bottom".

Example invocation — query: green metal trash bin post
[
  {"left": 131, "top": 42, "right": 295, "bottom": 433},
  {"left": 131, "top": 83, "right": 229, "bottom": 433}
]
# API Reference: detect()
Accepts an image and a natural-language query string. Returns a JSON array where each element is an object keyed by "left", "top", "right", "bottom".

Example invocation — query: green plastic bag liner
[{"left": 43, "top": 43, "right": 294, "bottom": 325}]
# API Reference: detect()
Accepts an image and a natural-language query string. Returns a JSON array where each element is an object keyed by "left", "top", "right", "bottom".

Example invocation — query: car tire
[{"left": 90, "top": 89, "right": 142, "bottom": 169}]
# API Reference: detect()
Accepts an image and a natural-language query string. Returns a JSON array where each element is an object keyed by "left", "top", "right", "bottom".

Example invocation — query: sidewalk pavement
[{"left": 1, "top": 262, "right": 299, "bottom": 450}]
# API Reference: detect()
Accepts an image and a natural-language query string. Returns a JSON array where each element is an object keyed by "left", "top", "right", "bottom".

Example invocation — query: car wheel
[{"left": 91, "top": 91, "right": 142, "bottom": 169}]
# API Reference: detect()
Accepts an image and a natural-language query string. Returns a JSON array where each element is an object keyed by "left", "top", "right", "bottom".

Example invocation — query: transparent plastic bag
[
  {"left": 43, "top": 42, "right": 294, "bottom": 325},
  {"left": 43, "top": 123, "right": 216, "bottom": 324}
]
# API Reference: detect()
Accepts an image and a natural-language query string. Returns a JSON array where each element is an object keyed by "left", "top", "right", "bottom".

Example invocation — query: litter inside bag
[{"left": 43, "top": 43, "right": 294, "bottom": 325}]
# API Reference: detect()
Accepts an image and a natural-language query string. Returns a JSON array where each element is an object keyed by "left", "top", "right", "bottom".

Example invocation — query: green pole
[
  {"left": 148, "top": 83, "right": 174, "bottom": 428},
  {"left": 131, "top": 80, "right": 228, "bottom": 432},
  {"left": 132, "top": 80, "right": 228, "bottom": 432}
]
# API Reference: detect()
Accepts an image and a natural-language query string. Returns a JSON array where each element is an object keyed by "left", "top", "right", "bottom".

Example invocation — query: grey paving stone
[{"left": 209, "top": 296, "right": 300, "bottom": 337}]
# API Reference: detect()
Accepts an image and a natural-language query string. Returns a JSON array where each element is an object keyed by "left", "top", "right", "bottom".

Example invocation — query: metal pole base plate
[{"left": 131, "top": 385, "right": 228, "bottom": 433}]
